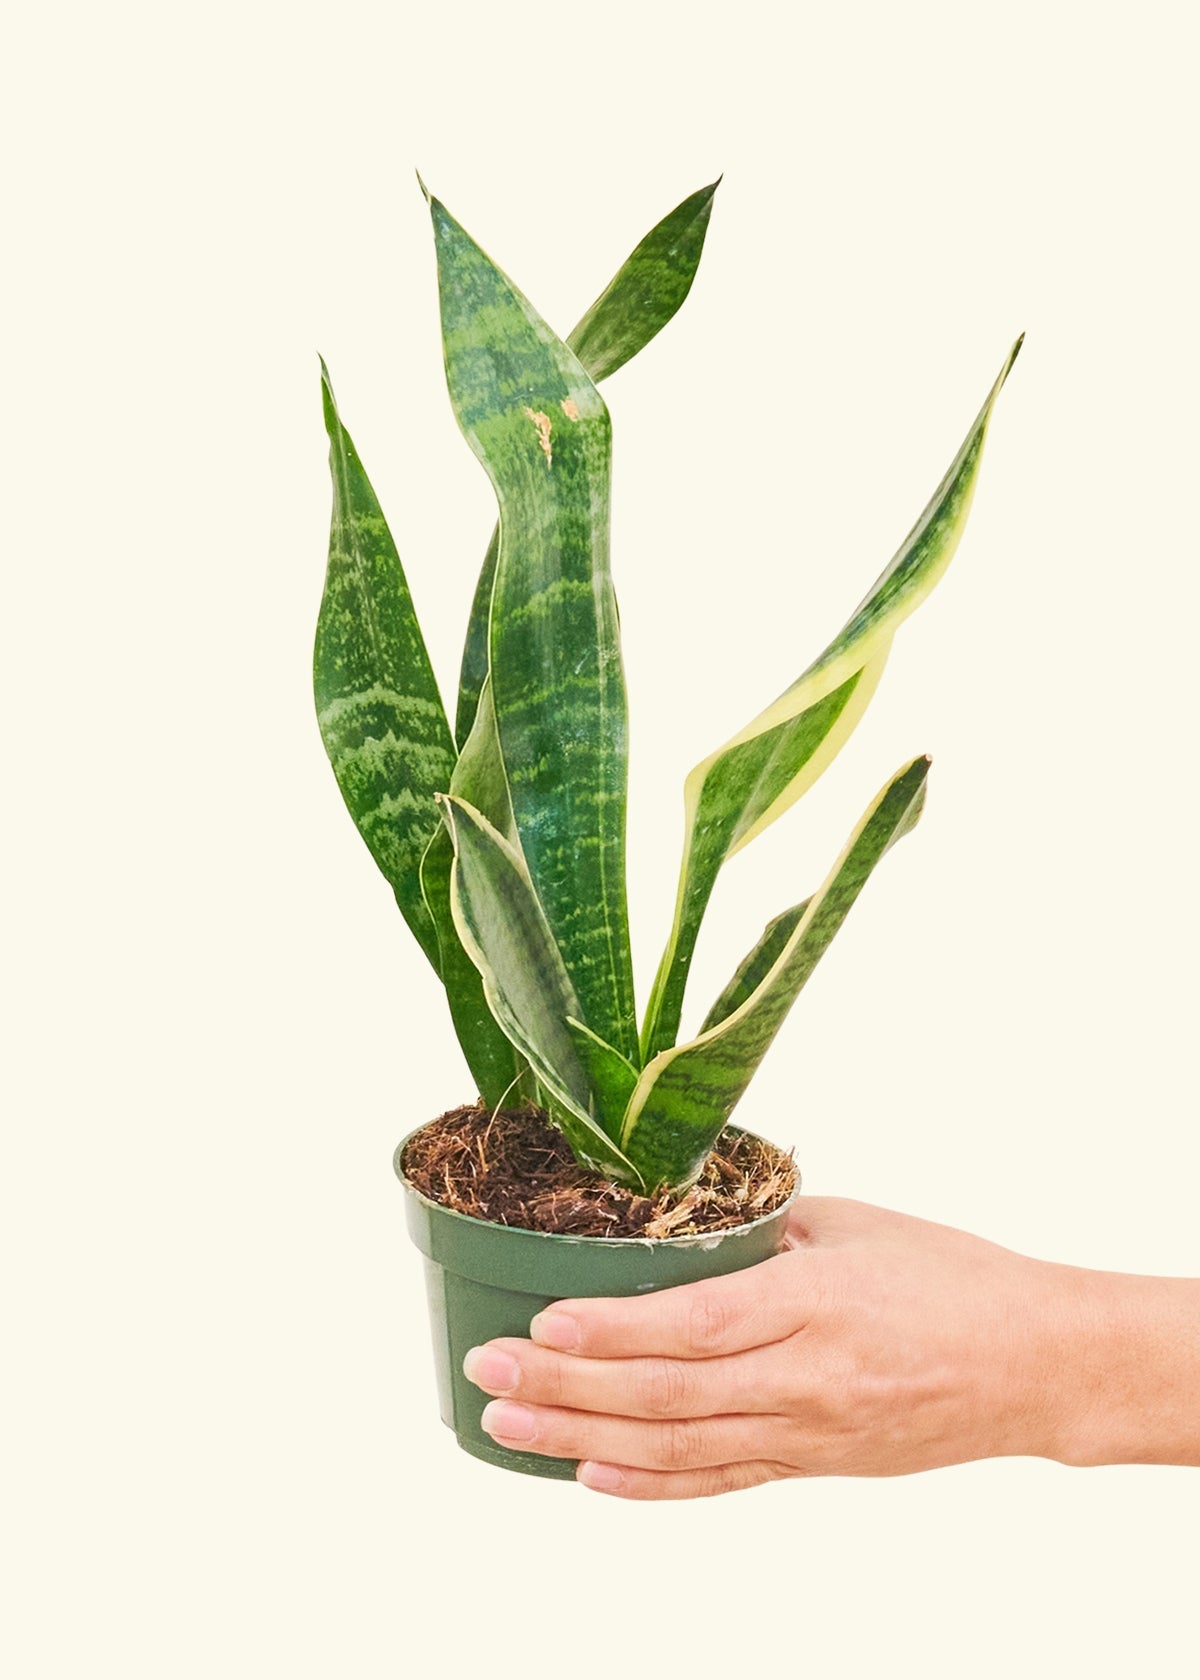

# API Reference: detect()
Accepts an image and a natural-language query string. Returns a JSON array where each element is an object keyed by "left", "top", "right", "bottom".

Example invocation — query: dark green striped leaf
[
  {"left": 455, "top": 180, "right": 721, "bottom": 747},
  {"left": 440, "top": 795, "right": 640, "bottom": 1183},
  {"left": 699, "top": 899, "right": 812, "bottom": 1033},
  {"left": 314, "top": 360, "right": 457, "bottom": 970},
  {"left": 566, "top": 178, "right": 721, "bottom": 381},
  {"left": 456, "top": 525, "right": 500, "bottom": 750},
  {"left": 641, "top": 339, "right": 1021, "bottom": 1059},
  {"left": 622, "top": 756, "right": 932, "bottom": 1189},
  {"left": 430, "top": 193, "right": 639, "bottom": 1064},
  {"left": 698, "top": 772, "right": 926, "bottom": 1037}
]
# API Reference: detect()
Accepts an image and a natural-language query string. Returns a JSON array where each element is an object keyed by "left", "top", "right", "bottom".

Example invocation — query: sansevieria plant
[{"left": 316, "top": 179, "right": 1020, "bottom": 1196}]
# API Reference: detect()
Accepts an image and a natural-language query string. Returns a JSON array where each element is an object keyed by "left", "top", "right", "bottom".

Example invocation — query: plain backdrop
[{"left": 5, "top": 1, "right": 1198, "bottom": 1675}]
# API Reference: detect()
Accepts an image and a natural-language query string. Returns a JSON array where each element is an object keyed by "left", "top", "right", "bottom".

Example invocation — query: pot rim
[{"left": 393, "top": 1117, "right": 800, "bottom": 1251}]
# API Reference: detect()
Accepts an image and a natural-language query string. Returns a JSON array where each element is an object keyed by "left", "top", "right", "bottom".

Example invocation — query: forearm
[{"left": 1049, "top": 1267, "right": 1200, "bottom": 1468}]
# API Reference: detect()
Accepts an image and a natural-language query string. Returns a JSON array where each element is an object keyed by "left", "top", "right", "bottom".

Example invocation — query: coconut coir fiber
[{"left": 402, "top": 1104, "right": 798, "bottom": 1238}]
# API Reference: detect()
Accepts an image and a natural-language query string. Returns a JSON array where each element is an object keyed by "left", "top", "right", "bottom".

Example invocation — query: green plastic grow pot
[{"left": 394, "top": 1124, "right": 799, "bottom": 1480}]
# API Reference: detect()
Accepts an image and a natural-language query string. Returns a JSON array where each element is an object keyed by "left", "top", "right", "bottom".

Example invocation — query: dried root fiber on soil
[{"left": 402, "top": 1104, "right": 797, "bottom": 1238}]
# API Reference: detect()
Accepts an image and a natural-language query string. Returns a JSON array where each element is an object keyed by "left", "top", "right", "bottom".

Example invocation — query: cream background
[{"left": 5, "top": 1, "right": 1198, "bottom": 1674}]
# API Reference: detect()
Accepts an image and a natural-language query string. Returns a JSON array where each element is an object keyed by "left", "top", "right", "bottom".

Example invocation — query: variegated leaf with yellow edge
[
  {"left": 623, "top": 756, "right": 931, "bottom": 1189},
  {"left": 641, "top": 339, "right": 1021, "bottom": 1060},
  {"left": 438, "top": 793, "right": 642, "bottom": 1184}
]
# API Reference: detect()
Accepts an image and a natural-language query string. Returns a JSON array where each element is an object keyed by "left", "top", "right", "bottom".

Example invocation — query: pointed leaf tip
[
  {"left": 415, "top": 169, "right": 431, "bottom": 203},
  {"left": 318, "top": 358, "right": 338, "bottom": 430}
]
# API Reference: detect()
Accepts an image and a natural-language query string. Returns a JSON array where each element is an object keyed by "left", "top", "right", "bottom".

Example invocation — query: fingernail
[
  {"left": 529, "top": 1310, "right": 580, "bottom": 1351},
  {"left": 481, "top": 1400, "right": 537, "bottom": 1443},
  {"left": 462, "top": 1347, "right": 520, "bottom": 1393},
  {"left": 578, "top": 1461, "right": 625, "bottom": 1494}
]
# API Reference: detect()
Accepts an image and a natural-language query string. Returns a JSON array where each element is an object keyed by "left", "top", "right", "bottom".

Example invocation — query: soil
[{"left": 401, "top": 1103, "right": 798, "bottom": 1238}]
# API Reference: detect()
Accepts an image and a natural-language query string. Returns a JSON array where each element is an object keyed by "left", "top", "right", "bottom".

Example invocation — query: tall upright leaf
[
  {"left": 455, "top": 180, "right": 721, "bottom": 747},
  {"left": 623, "top": 756, "right": 932, "bottom": 1189},
  {"left": 429, "top": 193, "right": 639, "bottom": 1064},
  {"left": 318, "top": 183, "right": 722, "bottom": 1102},
  {"left": 314, "top": 361, "right": 457, "bottom": 969},
  {"left": 641, "top": 338, "right": 1022, "bottom": 1059},
  {"left": 437, "top": 178, "right": 722, "bottom": 1089}
]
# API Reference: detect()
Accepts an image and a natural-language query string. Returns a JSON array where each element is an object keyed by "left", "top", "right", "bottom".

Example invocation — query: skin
[{"left": 462, "top": 1198, "right": 1200, "bottom": 1500}]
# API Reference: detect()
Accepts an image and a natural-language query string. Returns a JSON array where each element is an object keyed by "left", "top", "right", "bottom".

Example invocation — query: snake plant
[{"left": 316, "top": 179, "right": 1020, "bottom": 1192}]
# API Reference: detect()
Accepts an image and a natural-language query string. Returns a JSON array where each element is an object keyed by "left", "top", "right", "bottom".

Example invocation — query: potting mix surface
[{"left": 402, "top": 1104, "right": 798, "bottom": 1238}]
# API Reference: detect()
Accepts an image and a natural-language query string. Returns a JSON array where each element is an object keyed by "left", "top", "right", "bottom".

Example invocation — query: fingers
[
  {"left": 479, "top": 1399, "right": 784, "bottom": 1473},
  {"left": 464, "top": 1337, "right": 788, "bottom": 1417},
  {"left": 576, "top": 1459, "right": 790, "bottom": 1501},
  {"left": 529, "top": 1247, "right": 815, "bottom": 1360}
]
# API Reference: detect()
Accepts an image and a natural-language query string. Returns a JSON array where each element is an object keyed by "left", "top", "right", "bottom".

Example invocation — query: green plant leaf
[
  {"left": 566, "top": 178, "right": 722, "bottom": 381},
  {"left": 450, "top": 674, "right": 514, "bottom": 841},
  {"left": 455, "top": 528, "right": 500, "bottom": 751},
  {"left": 430, "top": 192, "right": 639, "bottom": 1065},
  {"left": 455, "top": 180, "right": 721, "bottom": 747},
  {"left": 641, "top": 338, "right": 1022, "bottom": 1059},
  {"left": 642, "top": 653, "right": 890, "bottom": 1058},
  {"left": 418, "top": 827, "right": 526, "bottom": 1106},
  {"left": 566, "top": 1017, "right": 639, "bottom": 1134},
  {"left": 314, "top": 360, "right": 457, "bottom": 970},
  {"left": 439, "top": 794, "right": 641, "bottom": 1183},
  {"left": 698, "top": 772, "right": 927, "bottom": 1038},
  {"left": 622, "top": 755, "right": 932, "bottom": 1189},
  {"left": 699, "top": 900, "right": 812, "bottom": 1033},
  {"left": 318, "top": 361, "right": 523, "bottom": 1103},
  {"left": 418, "top": 673, "right": 529, "bottom": 1105}
]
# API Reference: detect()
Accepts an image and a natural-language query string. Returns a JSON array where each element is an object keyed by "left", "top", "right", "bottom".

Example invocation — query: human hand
[{"left": 462, "top": 1197, "right": 1200, "bottom": 1498}]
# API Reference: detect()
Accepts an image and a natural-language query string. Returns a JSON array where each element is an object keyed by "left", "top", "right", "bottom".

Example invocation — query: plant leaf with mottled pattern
[
  {"left": 622, "top": 756, "right": 932, "bottom": 1189},
  {"left": 314, "top": 360, "right": 456, "bottom": 970},
  {"left": 455, "top": 180, "right": 721, "bottom": 747},
  {"left": 566, "top": 178, "right": 721, "bottom": 381},
  {"left": 430, "top": 192, "right": 639, "bottom": 1065},
  {"left": 699, "top": 900, "right": 812, "bottom": 1034},
  {"left": 698, "top": 771, "right": 927, "bottom": 1036},
  {"left": 641, "top": 338, "right": 1022, "bottom": 1060}
]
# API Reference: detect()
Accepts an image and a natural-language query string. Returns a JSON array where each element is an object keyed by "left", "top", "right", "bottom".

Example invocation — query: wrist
[{"left": 1041, "top": 1266, "right": 1200, "bottom": 1469}]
